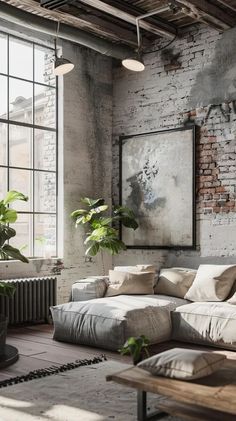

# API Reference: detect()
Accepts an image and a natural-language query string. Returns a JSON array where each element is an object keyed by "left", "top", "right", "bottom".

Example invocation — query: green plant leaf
[
  {"left": 0, "top": 282, "right": 16, "bottom": 297},
  {"left": 121, "top": 217, "right": 139, "bottom": 230},
  {"left": 0, "top": 208, "right": 18, "bottom": 224},
  {"left": 70, "top": 209, "right": 88, "bottom": 219},
  {"left": 0, "top": 226, "right": 16, "bottom": 247},
  {"left": 113, "top": 206, "right": 135, "bottom": 218},
  {"left": 85, "top": 242, "right": 100, "bottom": 256},
  {"left": 3, "top": 190, "right": 28, "bottom": 205},
  {"left": 2, "top": 244, "right": 29, "bottom": 263},
  {"left": 100, "top": 238, "right": 126, "bottom": 255},
  {"left": 80, "top": 197, "right": 105, "bottom": 208}
]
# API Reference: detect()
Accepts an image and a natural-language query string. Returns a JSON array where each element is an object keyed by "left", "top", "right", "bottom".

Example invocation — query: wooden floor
[
  {"left": 0, "top": 324, "right": 132, "bottom": 382},
  {"left": 1, "top": 324, "right": 236, "bottom": 382}
]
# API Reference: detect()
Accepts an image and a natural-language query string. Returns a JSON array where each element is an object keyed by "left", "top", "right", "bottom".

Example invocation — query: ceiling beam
[
  {"left": 174, "top": 0, "right": 235, "bottom": 27},
  {"left": 77, "top": 0, "right": 177, "bottom": 39},
  {"left": 90, "top": 0, "right": 178, "bottom": 37},
  {"left": 0, "top": 2, "right": 133, "bottom": 58},
  {"left": 0, "top": 0, "right": 139, "bottom": 47}
]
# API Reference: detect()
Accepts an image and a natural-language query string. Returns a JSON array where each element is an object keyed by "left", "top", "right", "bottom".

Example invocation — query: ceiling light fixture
[
  {"left": 122, "top": 5, "right": 171, "bottom": 72},
  {"left": 54, "top": 21, "right": 74, "bottom": 76}
]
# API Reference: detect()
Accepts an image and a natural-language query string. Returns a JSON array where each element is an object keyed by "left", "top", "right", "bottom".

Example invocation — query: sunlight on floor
[
  {"left": 0, "top": 396, "right": 33, "bottom": 408},
  {"left": 45, "top": 404, "right": 104, "bottom": 421}
]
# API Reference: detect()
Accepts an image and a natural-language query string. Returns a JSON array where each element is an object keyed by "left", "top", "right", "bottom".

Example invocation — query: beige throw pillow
[
  {"left": 185, "top": 264, "right": 236, "bottom": 302},
  {"left": 114, "top": 264, "right": 156, "bottom": 273},
  {"left": 136, "top": 264, "right": 156, "bottom": 273},
  {"left": 138, "top": 348, "right": 226, "bottom": 380},
  {"left": 106, "top": 270, "right": 155, "bottom": 297},
  {"left": 154, "top": 267, "right": 196, "bottom": 298}
]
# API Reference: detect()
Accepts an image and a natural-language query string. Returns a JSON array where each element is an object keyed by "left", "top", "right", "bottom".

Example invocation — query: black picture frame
[{"left": 119, "top": 125, "right": 196, "bottom": 250}]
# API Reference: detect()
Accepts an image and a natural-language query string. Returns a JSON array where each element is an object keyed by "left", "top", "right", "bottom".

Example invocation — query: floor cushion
[
  {"left": 51, "top": 295, "right": 188, "bottom": 351},
  {"left": 172, "top": 302, "right": 236, "bottom": 350}
]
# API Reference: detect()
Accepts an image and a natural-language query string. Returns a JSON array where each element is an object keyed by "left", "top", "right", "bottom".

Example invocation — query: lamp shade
[
  {"left": 122, "top": 54, "right": 145, "bottom": 72},
  {"left": 54, "top": 57, "right": 74, "bottom": 76}
]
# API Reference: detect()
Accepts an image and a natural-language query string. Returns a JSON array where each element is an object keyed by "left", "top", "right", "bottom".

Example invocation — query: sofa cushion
[
  {"left": 154, "top": 267, "right": 196, "bottom": 298},
  {"left": 138, "top": 348, "right": 225, "bottom": 380},
  {"left": 106, "top": 270, "right": 155, "bottom": 297},
  {"left": 71, "top": 276, "right": 108, "bottom": 301},
  {"left": 185, "top": 264, "right": 236, "bottom": 302},
  {"left": 172, "top": 302, "right": 236, "bottom": 350},
  {"left": 51, "top": 295, "right": 188, "bottom": 351}
]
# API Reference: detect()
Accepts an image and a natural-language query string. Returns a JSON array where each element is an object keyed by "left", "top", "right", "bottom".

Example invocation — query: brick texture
[{"left": 113, "top": 24, "right": 236, "bottom": 264}]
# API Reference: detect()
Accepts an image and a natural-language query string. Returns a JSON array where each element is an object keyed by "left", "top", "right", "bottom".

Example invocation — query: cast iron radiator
[{"left": 0, "top": 277, "right": 57, "bottom": 325}]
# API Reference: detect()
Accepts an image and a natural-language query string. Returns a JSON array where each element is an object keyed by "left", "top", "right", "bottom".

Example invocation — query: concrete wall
[
  {"left": 112, "top": 24, "right": 236, "bottom": 270},
  {"left": 0, "top": 39, "right": 113, "bottom": 303}
]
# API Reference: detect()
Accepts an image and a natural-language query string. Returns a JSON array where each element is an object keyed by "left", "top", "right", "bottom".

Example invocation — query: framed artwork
[{"left": 119, "top": 126, "right": 196, "bottom": 249}]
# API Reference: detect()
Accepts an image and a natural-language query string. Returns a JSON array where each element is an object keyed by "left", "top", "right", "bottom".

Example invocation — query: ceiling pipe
[
  {"left": 78, "top": 0, "right": 176, "bottom": 39},
  {"left": 0, "top": 2, "right": 133, "bottom": 59}
]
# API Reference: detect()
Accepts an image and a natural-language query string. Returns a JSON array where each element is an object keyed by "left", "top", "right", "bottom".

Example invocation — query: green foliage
[
  {"left": 0, "top": 190, "right": 28, "bottom": 297},
  {"left": 0, "top": 282, "right": 16, "bottom": 297},
  {"left": 71, "top": 197, "right": 138, "bottom": 257},
  {"left": 119, "top": 335, "right": 150, "bottom": 365},
  {"left": 0, "top": 190, "right": 29, "bottom": 297}
]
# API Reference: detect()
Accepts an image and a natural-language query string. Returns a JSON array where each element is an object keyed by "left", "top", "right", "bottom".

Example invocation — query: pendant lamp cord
[{"left": 54, "top": 20, "right": 60, "bottom": 58}]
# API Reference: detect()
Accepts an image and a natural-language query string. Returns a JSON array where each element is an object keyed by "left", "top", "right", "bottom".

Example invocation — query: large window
[{"left": 0, "top": 32, "right": 58, "bottom": 258}]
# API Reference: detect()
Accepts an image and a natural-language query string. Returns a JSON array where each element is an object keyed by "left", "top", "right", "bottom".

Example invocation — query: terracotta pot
[{"left": 0, "top": 314, "right": 8, "bottom": 356}]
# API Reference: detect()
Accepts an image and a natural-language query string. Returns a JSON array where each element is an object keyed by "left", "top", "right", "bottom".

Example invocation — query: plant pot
[{"left": 0, "top": 314, "right": 8, "bottom": 356}]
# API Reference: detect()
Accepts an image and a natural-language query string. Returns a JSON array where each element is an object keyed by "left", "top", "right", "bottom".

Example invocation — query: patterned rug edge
[{"left": 0, "top": 354, "right": 107, "bottom": 389}]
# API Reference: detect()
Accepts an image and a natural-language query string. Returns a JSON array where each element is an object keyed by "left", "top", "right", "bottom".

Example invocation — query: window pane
[
  {"left": 0, "top": 167, "right": 7, "bottom": 198},
  {"left": 35, "top": 84, "right": 56, "bottom": 128},
  {"left": 10, "top": 213, "right": 32, "bottom": 257},
  {"left": 9, "top": 125, "right": 32, "bottom": 168},
  {"left": 9, "top": 78, "right": 33, "bottom": 124},
  {"left": 9, "top": 37, "right": 33, "bottom": 80},
  {"left": 35, "top": 45, "right": 55, "bottom": 86},
  {"left": 34, "top": 171, "right": 56, "bottom": 212},
  {"left": 9, "top": 169, "right": 32, "bottom": 211},
  {"left": 0, "top": 75, "right": 7, "bottom": 119},
  {"left": 34, "top": 214, "right": 56, "bottom": 257},
  {"left": 35, "top": 129, "right": 56, "bottom": 170},
  {"left": 0, "top": 123, "right": 7, "bottom": 165},
  {"left": 0, "top": 33, "right": 7, "bottom": 74}
]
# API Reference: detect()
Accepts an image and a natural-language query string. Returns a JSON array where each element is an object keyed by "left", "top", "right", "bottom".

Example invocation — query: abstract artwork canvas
[{"left": 119, "top": 126, "right": 195, "bottom": 249}]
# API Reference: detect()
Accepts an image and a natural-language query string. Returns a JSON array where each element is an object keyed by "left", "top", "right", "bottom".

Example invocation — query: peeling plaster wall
[
  {"left": 0, "top": 39, "right": 113, "bottom": 303},
  {"left": 112, "top": 24, "right": 236, "bottom": 270}
]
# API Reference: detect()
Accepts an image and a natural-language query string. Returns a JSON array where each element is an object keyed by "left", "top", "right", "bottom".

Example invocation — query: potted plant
[
  {"left": 71, "top": 197, "right": 138, "bottom": 271},
  {"left": 119, "top": 335, "right": 150, "bottom": 365},
  {"left": 0, "top": 190, "right": 29, "bottom": 357}
]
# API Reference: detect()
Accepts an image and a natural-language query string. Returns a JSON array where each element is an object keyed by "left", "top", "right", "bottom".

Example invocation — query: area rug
[{"left": 0, "top": 359, "right": 183, "bottom": 421}]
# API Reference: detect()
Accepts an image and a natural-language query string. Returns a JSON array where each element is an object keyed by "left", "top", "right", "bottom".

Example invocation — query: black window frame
[{"left": 0, "top": 31, "right": 58, "bottom": 258}]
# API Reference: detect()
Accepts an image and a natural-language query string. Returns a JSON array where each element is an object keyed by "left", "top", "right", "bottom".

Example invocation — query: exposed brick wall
[{"left": 112, "top": 24, "right": 236, "bottom": 267}]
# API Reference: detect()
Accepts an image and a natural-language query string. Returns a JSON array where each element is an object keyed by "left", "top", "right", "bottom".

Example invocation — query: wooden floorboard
[
  {"left": 0, "top": 324, "right": 131, "bottom": 382},
  {"left": 1, "top": 325, "right": 235, "bottom": 382}
]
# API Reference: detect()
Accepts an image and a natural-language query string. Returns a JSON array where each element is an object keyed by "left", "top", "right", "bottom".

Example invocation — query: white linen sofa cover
[
  {"left": 172, "top": 301, "right": 236, "bottom": 350},
  {"left": 51, "top": 295, "right": 188, "bottom": 351}
]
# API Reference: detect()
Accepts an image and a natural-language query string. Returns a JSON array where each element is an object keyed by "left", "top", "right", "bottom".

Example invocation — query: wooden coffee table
[{"left": 107, "top": 359, "right": 236, "bottom": 421}]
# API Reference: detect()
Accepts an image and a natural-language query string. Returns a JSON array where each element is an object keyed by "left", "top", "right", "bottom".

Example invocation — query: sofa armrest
[{"left": 71, "top": 276, "right": 109, "bottom": 302}]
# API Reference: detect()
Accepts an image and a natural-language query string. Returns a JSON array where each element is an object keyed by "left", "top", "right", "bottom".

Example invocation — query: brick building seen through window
[{"left": 0, "top": 32, "right": 58, "bottom": 258}]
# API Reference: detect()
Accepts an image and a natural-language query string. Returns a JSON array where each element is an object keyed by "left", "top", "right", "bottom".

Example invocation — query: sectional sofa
[{"left": 51, "top": 265, "right": 236, "bottom": 352}]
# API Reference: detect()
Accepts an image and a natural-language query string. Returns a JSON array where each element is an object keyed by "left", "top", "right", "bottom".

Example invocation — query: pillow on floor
[
  {"left": 138, "top": 348, "right": 226, "bottom": 380},
  {"left": 106, "top": 270, "right": 155, "bottom": 297},
  {"left": 154, "top": 267, "right": 196, "bottom": 298},
  {"left": 185, "top": 264, "right": 236, "bottom": 302}
]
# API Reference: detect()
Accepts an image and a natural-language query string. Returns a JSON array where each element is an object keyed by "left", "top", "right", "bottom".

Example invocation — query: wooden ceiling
[{"left": 1, "top": 0, "right": 236, "bottom": 48}]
